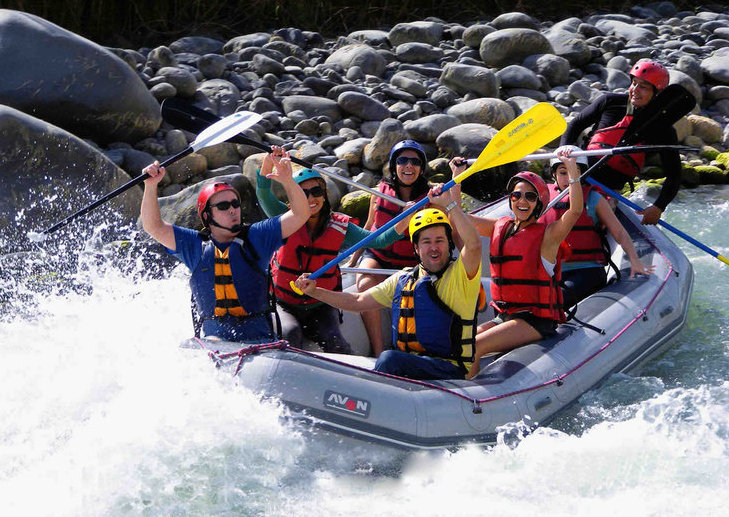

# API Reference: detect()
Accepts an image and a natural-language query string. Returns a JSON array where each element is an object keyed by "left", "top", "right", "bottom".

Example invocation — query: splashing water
[{"left": 1, "top": 187, "right": 728, "bottom": 516}]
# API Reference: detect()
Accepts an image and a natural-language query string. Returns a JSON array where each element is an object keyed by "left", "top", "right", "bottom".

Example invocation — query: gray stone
[
  {"left": 170, "top": 36, "right": 224, "bottom": 55},
  {"left": 165, "top": 129, "right": 189, "bottom": 155},
  {"left": 445, "top": 98, "right": 515, "bottom": 130},
  {"left": 197, "top": 79, "right": 241, "bottom": 116},
  {"left": 435, "top": 123, "right": 498, "bottom": 157},
  {"left": 334, "top": 138, "right": 371, "bottom": 166},
  {"left": 156, "top": 67, "right": 198, "bottom": 97},
  {"left": 700, "top": 55, "right": 729, "bottom": 84},
  {"left": 669, "top": 69, "right": 702, "bottom": 106},
  {"left": 395, "top": 42, "right": 444, "bottom": 64},
  {"left": 325, "top": 44, "right": 387, "bottom": 77},
  {"left": 440, "top": 62, "right": 499, "bottom": 98},
  {"left": 606, "top": 68, "right": 631, "bottom": 90},
  {"left": 293, "top": 143, "right": 329, "bottom": 163},
  {"left": 431, "top": 85, "right": 460, "bottom": 108},
  {"left": 0, "top": 10, "right": 161, "bottom": 144},
  {"left": 282, "top": 96, "right": 342, "bottom": 122},
  {"left": 150, "top": 82, "right": 177, "bottom": 101},
  {"left": 594, "top": 19, "right": 656, "bottom": 41},
  {"left": 479, "top": 29, "right": 553, "bottom": 68},
  {"left": 506, "top": 96, "right": 539, "bottom": 117},
  {"left": 337, "top": 91, "right": 390, "bottom": 121},
  {"left": 197, "top": 53, "right": 227, "bottom": 79},
  {"left": 404, "top": 114, "right": 460, "bottom": 142},
  {"left": 462, "top": 24, "right": 496, "bottom": 49},
  {"left": 198, "top": 142, "right": 241, "bottom": 170},
  {"left": 491, "top": 12, "right": 539, "bottom": 30},
  {"left": 496, "top": 65, "right": 541, "bottom": 90},
  {"left": 165, "top": 152, "right": 207, "bottom": 183},
  {"left": 147, "top": 46, "right": 178, "bottom": 70},
  {"left": 545, "top": 29, "right": 592, "bottom": 65},
  {"left": 523, "top": 54, "right": 571, "bottom": 87},
  {"left": 224, "top": 33, "right": 271, "bottom": 53},
  {"left": 362, "top": 119, "right": 407, "bottom": 170},
  {"left": 388, "top": 21, "right": 443, "bottom": 46},
  {"left": 347, "top": 30, "right": 390, "bottom": 46},
  {"left": 687, "top": 114, "right": 723, "bottom": 144},
  {"left": 252, "top": 53, "right": 286, "bottom": 76},
  {"left": 390, "top": 72, "right": 428, "bottom": 98}
]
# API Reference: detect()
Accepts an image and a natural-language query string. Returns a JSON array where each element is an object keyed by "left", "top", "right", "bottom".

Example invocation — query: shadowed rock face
[
  {"left": 0, "top": 9, "right": 160, "bottom": 144},
  {"left": 0, "top": 105, "right": 142, "bottom": 254}
]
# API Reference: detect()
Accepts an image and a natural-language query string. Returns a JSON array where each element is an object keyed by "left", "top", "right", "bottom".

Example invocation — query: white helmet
[{"left": 550, "top": 145, "right": 588, "bottom": 172}]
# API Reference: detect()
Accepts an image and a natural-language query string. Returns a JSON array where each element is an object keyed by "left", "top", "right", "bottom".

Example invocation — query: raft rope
[{"left": 189, "top": 219, "right": 677, "bottom": 415}]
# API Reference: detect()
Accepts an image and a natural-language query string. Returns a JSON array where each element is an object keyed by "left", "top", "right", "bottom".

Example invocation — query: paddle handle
[
  {"left": 465, "top": 145, "right": 693, "bottom": 165},
  {"left": 586, "top": 177, "right": 729, "bottom": 266}
]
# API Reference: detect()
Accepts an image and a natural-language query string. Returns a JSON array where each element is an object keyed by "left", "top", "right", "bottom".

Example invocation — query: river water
[{"left": 1, "top": 185, "right": 727, "bottom": 516}]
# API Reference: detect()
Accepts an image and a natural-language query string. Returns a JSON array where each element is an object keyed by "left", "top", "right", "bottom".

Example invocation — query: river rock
[
  {"left": 395, "top": 42, "right": 444, "bottom": 64},
  {"left": 155, "top": 67, "right": 198, "bottom": 97},
  {"left": 544, "top": 28, "right": 592, "bottom": 65},
  {"left": 0, "top": 105, "right": 142, "bottom": 254},
  {"left": 197, "top": 79, "right": 241, "bottom": 116},
  {"left": 334, "top": 138, "right": 371, "bottom": 165},
  {"left": 362, "top": 119, "right": 407, "bottom": 171},
  {"left": 445, "top": 98, "right": 515, "bottom": 130},
  {"left": 496, "top": 65, "right": 542, "bottom": 90},
  {"left": 523, "top": 54, "right": 571, "bottom": 87},
  {"left": 325, "top": 44, "right": 387, "bottom": 77},
  {"left": 687, "top": 114, "right": 723, "bottom": 144},
  {"left": 388, "top": 21, "right": 443, "bottom": 47},
  {"left": 669, "top": 70, "right": 702, "bottom": 106},
  {"left": 593, "top": 19, "right": 656, "bottom": 42},
  {"left": 700, "top": 54, "right": 729, "bottom": 84},
  {"left": 170, "top": 36, "right": 225, "bottom": 55},
  {"left": 462, "top": 24, "right": 496, "bottom": 49},
  {"left": 282, "top": 96, "right": 342, "bottom": 122},
  {"left": 347, "top": 30, "right": 390, "bottom": 46},
  {"left": 440, "top": 63, "right": 499, "bottom": 98},
  {"left": 479, "top": 29, "right": 554, "bottom": 68},
  {"left": 491, "top": 12, "right": 539, "bottom": 30},
  {"left": 337, "top": 91, "right": 390, "bottom": 121},
  {"left": 196, "top": 54, "right": 228, "bottom": 79},
  {"left": 0, "top": 9, "right": 160, "bottom": 144},
  {"left": 338, "top": 190, "right": 371, "bottom": 223},
  {"left": 223, "top": 33, "right": 271, "bottom": 53},
  {"left": 404, "top": 114, "right": 461, "bottom": 142}
]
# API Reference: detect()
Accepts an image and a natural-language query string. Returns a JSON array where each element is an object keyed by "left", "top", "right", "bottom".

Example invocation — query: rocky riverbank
[{"left": 2, "top": 3, "right": 729, "bottom": 255}]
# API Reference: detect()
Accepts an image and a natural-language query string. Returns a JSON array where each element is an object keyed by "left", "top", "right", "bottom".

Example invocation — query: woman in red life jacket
[
  {"left": 540, "top": 146, "right": 655, "bottom": 308},
  {"left": 561, "top": 59, "right": 680, "bottom": 225},
  {"left": 460, "top": 148, "right": 584, "bottom": 379},
  {"left": 351, "top": 140, "right": 430, "bottom": 357},
  {"left": 256, "top": 155, "right": 411, "bottom": 354}
]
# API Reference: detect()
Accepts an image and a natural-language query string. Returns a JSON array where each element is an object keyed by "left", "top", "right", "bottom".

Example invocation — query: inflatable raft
[{"left": 185, "top": 198, "right": 694, "bottom": 450}]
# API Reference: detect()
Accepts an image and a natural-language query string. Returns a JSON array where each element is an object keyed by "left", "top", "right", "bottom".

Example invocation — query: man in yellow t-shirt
[{"left": 294, "top": 170, "right": 482, "bottom": 380}]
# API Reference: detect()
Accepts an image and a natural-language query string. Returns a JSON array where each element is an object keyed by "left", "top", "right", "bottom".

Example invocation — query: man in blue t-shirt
[{"left": 140, "top": 147, "right": 309, "bottom": 341}]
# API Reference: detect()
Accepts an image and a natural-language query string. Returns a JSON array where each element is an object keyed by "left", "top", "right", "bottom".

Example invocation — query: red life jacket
[
  {"left": 271, "top": 212, "right": 351, "bottom": 306},
  {"left": 370, "top": 182, "right": 425, "bottom": 267},
  {"left": 540, "top": 184, "right": 608, "bottom": 265},
  {"left": 587, "top": 113, "right": 645, "bottom": 178},
  {"left": 489, "top": 217, "right": 565, "bottom": 322}
]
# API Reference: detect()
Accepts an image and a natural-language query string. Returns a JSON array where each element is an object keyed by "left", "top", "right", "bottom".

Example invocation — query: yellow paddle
[{"left": 290, "top": 102, "right": 567, "bottom": 294}]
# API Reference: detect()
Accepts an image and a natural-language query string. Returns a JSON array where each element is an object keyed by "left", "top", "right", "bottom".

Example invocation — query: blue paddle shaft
[
  {"left": 586, "top": 177, "right": 723, "bottom": 259},
  {"left": 309, "top": 178, "right": 457, "bottom": 280}
]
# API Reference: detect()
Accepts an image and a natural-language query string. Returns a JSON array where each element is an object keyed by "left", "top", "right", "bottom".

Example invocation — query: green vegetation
[{"left": 5, "top": 0, "right": 698, "bottom": 47}]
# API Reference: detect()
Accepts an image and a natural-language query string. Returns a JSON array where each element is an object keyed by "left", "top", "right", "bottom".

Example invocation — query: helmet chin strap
[{"left": 205, "top": 211, "right": 243, "bottom": 234}]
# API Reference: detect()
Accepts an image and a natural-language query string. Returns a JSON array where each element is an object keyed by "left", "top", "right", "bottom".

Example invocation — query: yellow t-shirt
[{"left": 370, "top": 256, "right": 482, "bottom": 343}]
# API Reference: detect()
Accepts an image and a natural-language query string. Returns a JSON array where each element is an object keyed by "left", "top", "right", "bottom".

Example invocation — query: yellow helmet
[{"left": 408, "top": 208, "right": 451, "bottom": 244}]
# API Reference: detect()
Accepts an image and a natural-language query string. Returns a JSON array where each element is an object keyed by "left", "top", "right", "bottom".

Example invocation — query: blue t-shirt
[{"left": 170, "top": 217, "right": 283, "bottom": 341}]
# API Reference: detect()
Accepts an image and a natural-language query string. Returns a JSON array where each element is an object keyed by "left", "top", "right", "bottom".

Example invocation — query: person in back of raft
[
  {"left": 140, "top": 147, "right": 309, "bottom": 342},
  {"left": 294, "top": 161, "right": 483, "bottom": 380},
  {"left": 255, "top": 163, "right": 412, "bottom": 355},
  {"left": 540, "top": 146, "right": 655, "bottom": 308},
  {"left": 350, "top": 140, "right": 430, "bottom": 357},
  {"left": 560, "top": 59, "right": 680, "bottom": 225},
  {"left": 464, "top": 148, "right": 584, "bottom": 379}
]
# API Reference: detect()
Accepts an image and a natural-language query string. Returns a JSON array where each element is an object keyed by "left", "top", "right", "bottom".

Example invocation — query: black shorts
[{"left": 491, "top": 311, "right": 558, "bottom": 338}]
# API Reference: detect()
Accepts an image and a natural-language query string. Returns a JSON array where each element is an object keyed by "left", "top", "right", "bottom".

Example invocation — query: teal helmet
[{"left": 293, "top": 168, "right": 323, "bottom": 184}]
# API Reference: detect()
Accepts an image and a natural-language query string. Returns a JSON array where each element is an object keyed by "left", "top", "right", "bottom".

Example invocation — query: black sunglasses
[
  {"left": 509, "top": 191, "right": 538, "bottom": 202},
  {"left": 395, "top": 156, "right": 422, "bottom": 167},
  {"left": 302, "top": 185, "right": 325, "bottom": 198},
  {"left": 210, "top": 199, "right": 241, "bottom": 211}
]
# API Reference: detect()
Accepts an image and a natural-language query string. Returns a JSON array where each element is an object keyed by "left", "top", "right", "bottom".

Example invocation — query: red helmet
[
  {"left": 197, "top": 182, "right": 239, "bottom": 222},
  {"left": 506, "top": 171, "right": 550, "bottom": 217},
  {"left": 630, "top": 60, "right": 669, "bottom": 91}
]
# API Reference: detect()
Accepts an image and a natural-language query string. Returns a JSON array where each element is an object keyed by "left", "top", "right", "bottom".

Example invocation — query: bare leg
[
  {"left": 467, "top": 319, "right": 542, "bottom": 379},
  {"left": 356, "top": 257, "right": 387, "bottom": 357}
]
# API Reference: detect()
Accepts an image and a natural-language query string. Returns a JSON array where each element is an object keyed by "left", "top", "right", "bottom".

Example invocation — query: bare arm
[
  {"left": 294, "top": 273, "right": 388, "bottom": 312},
  {"left": 140, "top": 162, "right": 176, "bottom": 250},
  {"left": 595, "top": 197, "right": 655, "bottom": 277},
  {"left": 543, "top": 152, "right": 583, "bottom": 262},
  {"left": 269, "top": 152, "right": 309, "bottom": 239}
]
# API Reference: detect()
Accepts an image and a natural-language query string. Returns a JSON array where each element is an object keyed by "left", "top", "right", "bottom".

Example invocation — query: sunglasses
[
  {"left": 302, "top": 185, "right": 325, "bottom": 198},
  {"left": 509, "top": 191, "right": 538, "bottom": 203},
  {"left": 395, "top": 156, "right": 422, "bottom": 167},
  {"left": 210, "top": 199, "right": 241, "bottom": 211}
]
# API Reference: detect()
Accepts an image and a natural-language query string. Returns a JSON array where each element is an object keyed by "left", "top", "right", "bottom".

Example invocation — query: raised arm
[
  {"left": 140, "top": 161, "right": 176, "bottom": 250},
  {"left": 294, "top": 273, "right": 388, "bottom": 312},
  {"left": 267, "top": 151, "right": 309, "bottom": 239},
  {"left": 543, "top": 150, "right": 583, "bottom": 261}
]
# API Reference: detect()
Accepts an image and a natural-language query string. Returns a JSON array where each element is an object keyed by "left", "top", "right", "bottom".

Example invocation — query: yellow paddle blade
[{"left": 455, "top": 103, "right": 567, "bottom": 184}]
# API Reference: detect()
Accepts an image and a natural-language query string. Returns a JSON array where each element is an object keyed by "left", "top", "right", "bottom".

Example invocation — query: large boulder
[
  {"left": 282, "top": 96, "right": 342, "bottom": 122},
  {"left": 0, "top": 105, "right": 142, "bottom": 254},
  {"left": 388, "top": 21, "right": 443, "bottom": 46},
  {"left": 445, "top": 99, "right": 515, "bottom": 130},
  {"left": 324, "top": 44, "right": 387, "bottom": 77},
  {"left": 0, "top": 10, "right": 160, "bottom": 144},
  {"left": 439, "top": 63, "right": 500, "bottom": 98},
  {"left": 479, "top": 29, "right": 553, "bottom": 68}
]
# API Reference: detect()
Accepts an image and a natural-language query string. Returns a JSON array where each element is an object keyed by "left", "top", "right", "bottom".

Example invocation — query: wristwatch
[
  {"left": 445, "top": 200, "right": 459, "bottom": 212},
  {"left": 568, "top": 178, "right": 581, "bottom": 184}
]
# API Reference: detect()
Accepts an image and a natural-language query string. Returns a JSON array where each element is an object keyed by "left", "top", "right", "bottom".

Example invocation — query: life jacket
[
  {"left": 271, "top": 212, "right": 351, "bottom": 305},
  {"left": 489, "top": 217, "right": 565, "bottom": 323},
  {"left": 540, "top": 183, "right": 609, "bottom": 265},
  {"left": 587, "top": 113, "right": 645, "bottom": 178},
  {"left": 370, "top": 182, "right": 425, "bottom": 267},
  {"left": 190, "top": 228, "right": 276, "bottom": 341},
  {"left": 390, "top": 266, "right": 477, "bottom": 372}
]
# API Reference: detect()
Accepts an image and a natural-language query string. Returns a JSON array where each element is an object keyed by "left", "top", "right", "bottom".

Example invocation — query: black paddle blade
[
  {"left": 161, "top": 98, "right": 270, "bottom": 151},
  {"left": 620, "top": 84, "right": 696, "bottom": 145}
]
